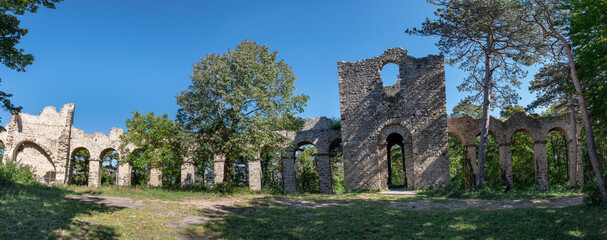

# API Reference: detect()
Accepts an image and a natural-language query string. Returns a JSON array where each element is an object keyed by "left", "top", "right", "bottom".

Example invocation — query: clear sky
[{"left": 0, "top": 0, "right": 540, "bottom": 134}]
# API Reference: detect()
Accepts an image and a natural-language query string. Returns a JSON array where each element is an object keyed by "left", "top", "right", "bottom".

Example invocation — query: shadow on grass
[
  {"left": 0, "top": 182, "right": 120, "bottom": 239},
  {"left": 179, "top": 196, "right": 606, "bottom": 239}
]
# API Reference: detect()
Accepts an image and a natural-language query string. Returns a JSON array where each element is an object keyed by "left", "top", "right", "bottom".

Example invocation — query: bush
[
  {"left": 583, "top": 168, "right": 607, "bottom": 207},
  {"left": 0, "top": 162, "right": 38, "bottom": 186},
  {"left": 444, "top": 180, "right": 465, "bottom": 197}
]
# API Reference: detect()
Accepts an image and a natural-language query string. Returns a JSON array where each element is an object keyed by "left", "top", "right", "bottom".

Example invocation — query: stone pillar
[
  {"left": 118, "top": 162, "right": 131, "bottom": 187},
  {"left": 377, "top": 143, "right": 388, "bottom": 190},
  {"left": 464, "top": 144, "right": 477, "bottom": 188},
  {"left": 534, "top": 141, "right": 549, "bottom": 190},
  {"left": 316, "top": 153, "right": 333, "bottom": 194},
  {"left": 568, "top": 139, "right": 580, "bottom": 188},
  {"left": 88, "top": 159, "right": 101, "bottom": 187},
  {"left": 54, "top": 159, "right": 68, "bottom": 185},
  {"left": 181, "top": 159, "right": 195, "bottom": 188},
  {"left": 148, "top": 165, "right": 162, "bottom": 187},
  {"left": 403, "top": 143, "right": 414, "bottom": 189},
  {"left": 248, "top": 160, "right": 262, "bottom": 191},
  {"left": 499, "top": 142, "right": 513, "bottom": 187},
  {"left": 282, "top": 156, "right": 296, "bottom": 193},
  {"left": 213, "top": 154, "right": 226, "bottom": 184}
]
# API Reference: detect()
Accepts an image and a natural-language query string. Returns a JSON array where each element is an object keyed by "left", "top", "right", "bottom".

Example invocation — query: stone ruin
[{"left": 0, "top": 48, "right": 583, "bottom": 193}]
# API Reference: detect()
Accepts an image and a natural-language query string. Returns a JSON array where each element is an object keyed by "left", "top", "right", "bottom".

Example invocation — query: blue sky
[{"left": 0, "top": 0, "right": 539, "bottom": 134}]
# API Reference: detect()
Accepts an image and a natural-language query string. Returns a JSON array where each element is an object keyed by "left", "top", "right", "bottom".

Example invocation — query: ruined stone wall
[
  {"left": 337, "top": 48, "right": 449, "bottom": 190},
  {"left": 447, "top": 113, "right": 584, "bottom": 189},
  {"left": 276, "top": 117, "right": 341, "bottom": 194},
  {"left": 0, "top": 104, "right": 134, "bottom": 186},
  {"left": 1, "top": 104, "right": 75, "bottom": 184}
]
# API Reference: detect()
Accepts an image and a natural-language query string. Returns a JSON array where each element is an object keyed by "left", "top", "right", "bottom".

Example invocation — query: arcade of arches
[{"left": 0, "top": 48, "right": 583, "bottom": 193}]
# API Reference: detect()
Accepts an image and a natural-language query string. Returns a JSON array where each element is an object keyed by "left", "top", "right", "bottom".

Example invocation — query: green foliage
[
  {"left": 451, "top": 100, "right": 482, "bottom": 118},
  {"left": 295, "top": 145, "right": 319, "bottom": 193},
  {"left": 407, "top": 0, "right": 544, "bottom": 107},
  {"left": 528, "top": 63, "right": 574, "bottom": 112},
  {"left": 583, "top": 167, "right": 607, "bottom": 206},
  {"left": 329, "top": 141, "right": 345, "bottom": 194},
  {"left": 389, "top": 145, "right": 405, "bottom": 186},
  {"left": 71, "top": 149, "right": 89, "bottom": 186},
  {"left": 128, "top": 150, "right": 149, "bottom": 186},
  {"left": 101, "top": 150, "right": 119, "bottom": 186},
  {"left": 547, "top": 131, "right": 570, "bottom": 187},
  {"left": 448, "top": 136, "right": 466, "bottom": 188},
  {"left": 476, "top": 135, "right": 501, "bottom": 188},
  {"left": 0, "top": 161, "right": 37, "bottom": 185},
  {"left": 120, "top": 111, "right": 183, "bottom": 187},
  {"left": 511, "top": 132, "right": 536, "bottom": 189},
  {"left": 330, "top": 117, "right": 341, "bottom": 130},
  {"left": 564, "top": 0, "right": 607, "bottom": 174},
  {"left": 176, "top": 40, "right": 309, "bottom": 183},
  {"left": 499, "top": 105, "right": 527, "bottom": 119}
]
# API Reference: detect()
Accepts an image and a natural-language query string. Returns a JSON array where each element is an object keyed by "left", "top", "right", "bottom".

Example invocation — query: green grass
[
  {"left": 63, "top": 184, "right": 272, "bottom": 201},
  {"left": 418, "top": 186, "right": 583, "bottom": 200},
  {"left": 0, "top": 182, "right": 120, "bottom": 239},
  {"left": 193, "top": 199, "right": 607, "bottom": 239},
  {"left": 3, "top": 181, "right": 606, "bottom": 239},
  {"left": 0, "top": 161, "right": 602, "bottom": 240}
]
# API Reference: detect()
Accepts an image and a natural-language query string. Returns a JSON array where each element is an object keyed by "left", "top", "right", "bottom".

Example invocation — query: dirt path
[
  {"left": 66, "top": 195, "right": 146, "bottom": 209},
  {"left": 68, "top": 193, "right": 583, "bottom": 212}
]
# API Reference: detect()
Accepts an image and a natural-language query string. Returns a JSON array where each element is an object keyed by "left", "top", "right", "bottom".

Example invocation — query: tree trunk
[
  {"left": 563, "top": 41, "right": 607, "bottom": 201},
  {"left": 223, "top": 156, "right": 231, "bottom": 183},
  {"left": 569, "top": 96, "right": 578, "bottom": 186},
  {"left": 477, "top": 39, "right": 494, "bottom": 188}
]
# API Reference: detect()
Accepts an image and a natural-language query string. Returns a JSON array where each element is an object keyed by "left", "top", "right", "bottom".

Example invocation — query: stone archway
[
  {"left": 13, "top": 141, "right": 55, "bottom": 184},
  {"left": 377, "top": 124, "right": 414, "bottom": 190}
]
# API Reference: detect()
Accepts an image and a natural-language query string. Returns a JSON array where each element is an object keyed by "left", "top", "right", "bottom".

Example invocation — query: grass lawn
[{"left": 1, "top": 183, "right": 605, "bottom": 239}]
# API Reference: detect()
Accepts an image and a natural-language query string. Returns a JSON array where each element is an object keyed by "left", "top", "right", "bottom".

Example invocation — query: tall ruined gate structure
[
  {"left": 1, "top": 48, "right": 582, "bottom": 192},
  {"left": 338, "top": 48, "right": 449, "bottom": 189}
]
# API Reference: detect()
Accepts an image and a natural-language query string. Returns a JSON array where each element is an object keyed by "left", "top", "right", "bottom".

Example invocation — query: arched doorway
[
  {"left": 511, "top": 130, "right": 535, "bottom": 189},
  {"left": 294, "top": 142, "right": 319, "bottom": 193},
  {"left": 476, "top": 133, "right": 500, "bottom": 188},
  {"left": 547, "top": 128, "right": 570, "bottom": 187},
  {"left": 128, "top": 149, "right": 148, "bottom": 186},
  {"left": 378, "top": 124, "right": 413, "bottom": 190},
  {"left": 386, "top": 133, "right": 406, "bottom": 189},
  {"left": 100, "top": 149, "right": 120, "bottom": 185},
  {"left": 329, "top": 139, "right": 344, "bottom": 193},
  {"left": 71, "top": 148, "right": 90, "bottom": 185}
]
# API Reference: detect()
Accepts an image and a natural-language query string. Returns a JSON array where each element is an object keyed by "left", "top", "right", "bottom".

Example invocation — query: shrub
[{"left": 0, "top": 162, "right": 37, "bottom": 185}]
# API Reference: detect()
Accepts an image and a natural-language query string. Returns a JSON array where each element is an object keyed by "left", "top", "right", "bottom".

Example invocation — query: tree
[
  {"left": 452, "top": 100, "right": 483, "bottom": 118},
  {"left": 525, "top": 0, "right": 606, "bottom": 200},
  {"left": 101, "top": 150, "right": 119, "bottom": 185},
  {"left": 71, "top": 149, "right": 89, "bottom": 186},
  {"left": 176, "top": 40, "right": 309, "bottom": 183},
  {"left": 119, "top": 111, "right": 183, "bottom": 187},
  {"left": 407, "top": 0, "right": 544, "bottom": 187},
  {"left": 0, "top": 0, "right": 62, "bottom": 124}
]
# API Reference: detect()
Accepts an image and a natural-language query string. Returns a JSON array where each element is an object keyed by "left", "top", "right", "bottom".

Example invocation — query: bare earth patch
[
  {"left": 66, "top": 195, "right": 146, "bottom": 209},
  {"left": 66, "top": 192, "right": 583, "bottom": 233}
]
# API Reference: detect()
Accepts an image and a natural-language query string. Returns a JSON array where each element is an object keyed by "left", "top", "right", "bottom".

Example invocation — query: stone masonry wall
[
  {"left": 337, "top": 48, "right": 449, "bottom": 190},
  {"left": 447, "top": 113, "right": 584, "bottom": 189}
]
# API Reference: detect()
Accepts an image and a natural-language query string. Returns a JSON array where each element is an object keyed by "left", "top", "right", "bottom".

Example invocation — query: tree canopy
[
  {"left": 406, "top": 0, "right": 544, "bottom": 187},
  {"left": 119, "top": 111, "right": 183, "bottom": 175},
  {"left": 176, "top": 40, "right": 308, "bottom": 183}
]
